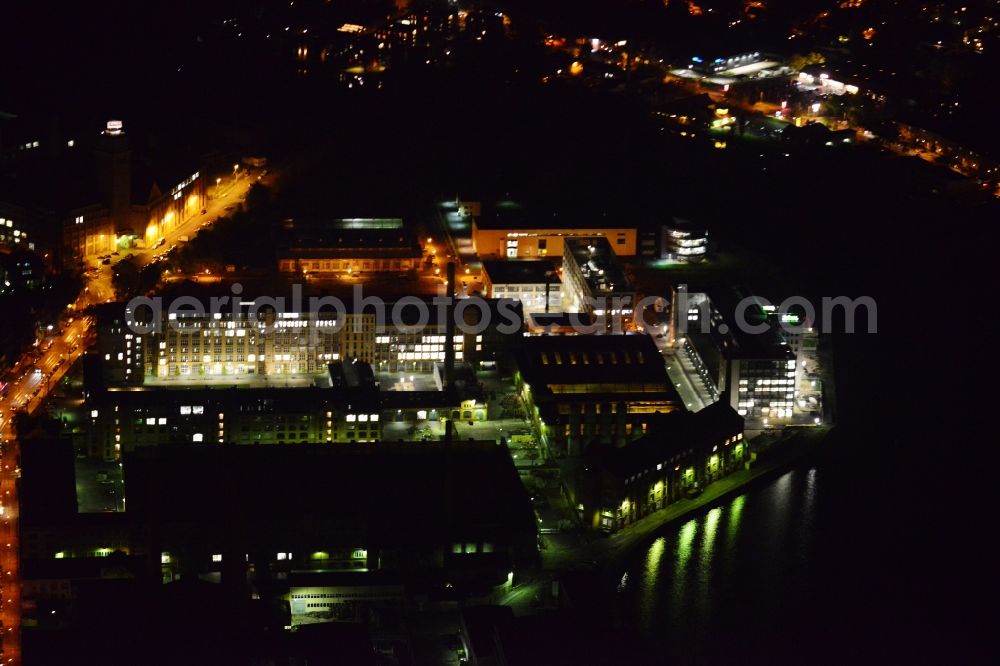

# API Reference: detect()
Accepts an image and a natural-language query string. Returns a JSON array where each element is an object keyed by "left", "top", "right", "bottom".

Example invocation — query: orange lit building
[
  {"left": 471, "top": 207, "right": 637, "bottom": 259},
  {"left": 62, "top": 120, "right": 205, "bottom": 261}
]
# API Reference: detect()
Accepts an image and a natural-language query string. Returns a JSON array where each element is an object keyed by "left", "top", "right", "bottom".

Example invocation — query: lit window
[
  {"left": 192, "top": 433, "right": 203, "bottom": 442},
  {"left": 212, "top": 554, "right": 222, "bottom": 562}
]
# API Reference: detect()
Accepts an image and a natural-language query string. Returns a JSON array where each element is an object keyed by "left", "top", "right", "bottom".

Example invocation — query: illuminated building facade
[
  {"left": 574, "top": 402, "right": 744, "bottom": 531},
  {"left": 95, "top": 303, "right": 145, "bottom": 386},
  {"left": 85, "top": 385, "right": 383, "bottom": 461},
  {"left": 64, "top": 205, "right": 116, "bottom": 258},
  {"left": 96, "top": 297, "right": 521, "bottom": 386},
  {"left": 139, "top": 310, "right": 370, "bottom": 381},
  {"left": 0, "top": 211, "right": 35, "bottom": 251},
  {"left": 481, "top": 260, "right": 562, "bottom": 312},
  {"left": 674, "top": 286, "right": 798, "bottom": 425},
  {"left": 63, "top": 120, "right": 205, "bottom": 260},
  {"left": 662, "top": 220, "right": 708, "bottom": 262},
  {"left": 513, "top": 335, "right": 682, "bottom": 457},
  {"left": 138, "top": 168, "right": 205, "bottom": 250},
  {"left": 472, "top": 217, "right": 636, "bottom": 259},
  {"left": 561, "top": 237, "right": 635, "bottom": 328}
]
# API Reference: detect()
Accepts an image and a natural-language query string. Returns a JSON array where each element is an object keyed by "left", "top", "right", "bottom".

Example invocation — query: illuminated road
[
  {"left": 0, "top": 288, "right": 99, "bottom": 665},
  {"left": 129, "top": 171, "right": 261, "bottom": 268},
  {"left": 0, "top": 169, "right": 261, "bottom": 665}
]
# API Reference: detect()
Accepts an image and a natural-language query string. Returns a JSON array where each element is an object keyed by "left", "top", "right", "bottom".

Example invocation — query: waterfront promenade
[{"left": 500, "top": 428, "right": 828, "bottom": 611}]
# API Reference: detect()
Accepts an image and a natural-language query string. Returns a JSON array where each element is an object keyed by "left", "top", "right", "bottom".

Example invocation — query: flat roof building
[
  {"left": 278, "top": 218, "right": 423, "bottom": 275},
  {"left": 481, "top": 260, "right": 562, "bottom": 312},
  {"left": 20, "top": 442, "right": 538, "bottom": 626},
  {"left": 95, "top": 294, "right": 523, "bottom": 386},
  {"left": 513, "top": 335, "right": 682, "bottom": 456},
  {"left": 561, "top": 237, "right": 636, "bottom": 329},
  {"left": 123, "top": 442, "right": 538, "bottom": 587},
  {"left": 672, "top": 285, "right": 797, "bottom": 426},
  {"left": 471, "top": 205, "right": 636, "bottom": 259},
  {"left": 84, "top": 384, "right": 383, "bottom": 460}
]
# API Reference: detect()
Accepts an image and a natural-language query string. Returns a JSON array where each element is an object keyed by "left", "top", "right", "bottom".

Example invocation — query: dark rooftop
[
  {"left": 597, "top": 401, "right": 744, "bottom": 480},
  {"left": 328, "top": 359, "right": 377, "bottom": 391},
  {"left": 516, "top": 334, "right": 678, "bottom": 399},
  {"left": 706, "top": 288, "right": 796, "bottom": 360},
  {"left": 123, "top": 442, "right": 535, "bottom": 547},
  {"left": 95, "top": 384, "right": 380, "bottom": 414},
  {"left": 279, "top": 219, "right": 422, "bottom": 259},
  {"left": 473, "top": 202, "right": 637, "bottom": 230},
  {"left": 482, "top": 259, "right": 560, "bottom": 285},
  {"left": 564, "top": 237, "right": 633, "bottom": 296}
]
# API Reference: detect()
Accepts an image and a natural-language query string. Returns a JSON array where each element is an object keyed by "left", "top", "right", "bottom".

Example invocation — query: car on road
[{"left": 101, "top": 258, "right": 111, "bottom": 265}]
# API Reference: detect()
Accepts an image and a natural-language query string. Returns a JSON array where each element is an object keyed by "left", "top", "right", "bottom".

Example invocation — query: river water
[
  {"left": 610, "top": 464, "right": 824, "bottom": 661},
  {"left": 603, "top": 427, "right": 991, "bottom": 663}
]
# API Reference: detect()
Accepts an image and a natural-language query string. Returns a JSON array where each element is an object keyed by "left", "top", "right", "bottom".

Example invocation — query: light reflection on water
[
  {"left": 617, "top": 467, "right": 819, "bottom": 645},
  {"left": 694, "top": 507, "right": 721, "bottom": 618},
  {"left": 639, "top": 537, "right": 665, "bottom": 631}
]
